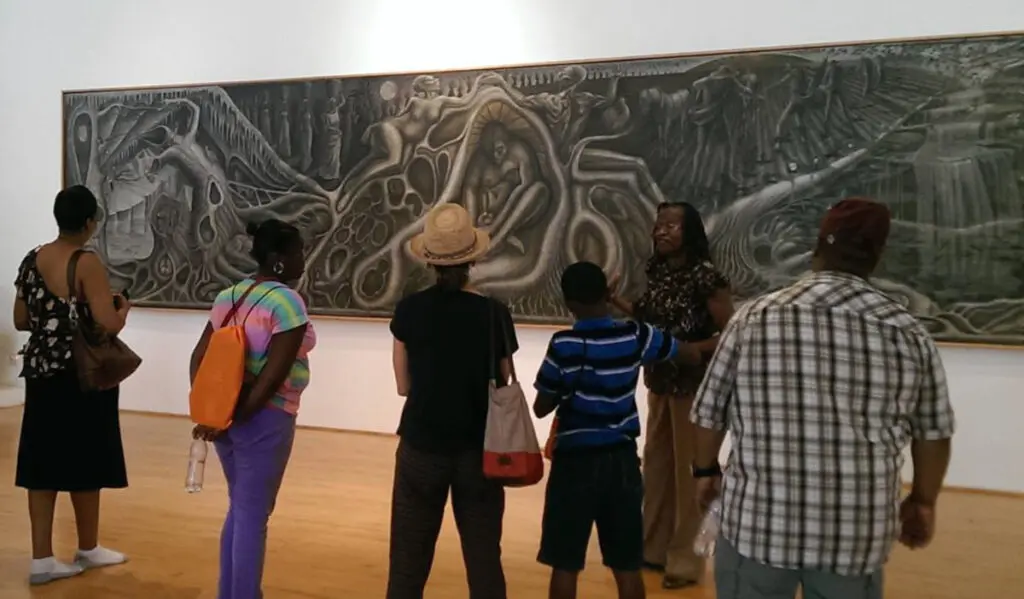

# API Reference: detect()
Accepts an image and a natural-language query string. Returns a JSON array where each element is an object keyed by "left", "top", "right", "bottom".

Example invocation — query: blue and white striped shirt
[{"left": 535, "top": 316, "right": 678, "bottom": 451}]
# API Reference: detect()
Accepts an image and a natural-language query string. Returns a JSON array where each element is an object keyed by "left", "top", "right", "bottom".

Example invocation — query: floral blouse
[
  {"left": 15, "top": 248, "right": 88, "bottom": 379},
  {"left": 633, "top": 257, "right": 730, "bottom": 396}
]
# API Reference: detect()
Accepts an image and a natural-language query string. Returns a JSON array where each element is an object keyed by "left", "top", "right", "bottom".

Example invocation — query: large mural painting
[{"left": 63, "top": 34, "right": 1024, "bottom": 344}]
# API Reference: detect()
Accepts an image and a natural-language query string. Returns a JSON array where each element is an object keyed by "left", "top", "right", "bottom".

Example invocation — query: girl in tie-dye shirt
[{"left": 188, "top": 219, "right": 315, "bottom": 599}]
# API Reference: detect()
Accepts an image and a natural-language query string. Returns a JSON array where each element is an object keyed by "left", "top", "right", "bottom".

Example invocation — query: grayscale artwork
[{"left": 63, "top": 34, "right": 1024, "bottom": 344}]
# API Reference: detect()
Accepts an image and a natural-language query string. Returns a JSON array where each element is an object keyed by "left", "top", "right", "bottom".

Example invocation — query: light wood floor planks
[{"left": 0, "top": 407, "right": 1022, "bottom": 598}]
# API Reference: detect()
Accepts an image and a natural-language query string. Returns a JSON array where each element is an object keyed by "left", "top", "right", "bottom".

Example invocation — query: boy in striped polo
[{"left": 533, "top": 261, "right": 701, "bottom": 599}]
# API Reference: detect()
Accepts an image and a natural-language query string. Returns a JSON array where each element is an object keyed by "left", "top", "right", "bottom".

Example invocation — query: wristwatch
[{"left": 691, "top": 462, "right": 722, "bottom": 479}]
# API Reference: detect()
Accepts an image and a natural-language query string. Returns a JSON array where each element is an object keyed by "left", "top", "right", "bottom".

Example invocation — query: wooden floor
[{"left": 1, "top": 408, "right": 1022, "bottom": 598}]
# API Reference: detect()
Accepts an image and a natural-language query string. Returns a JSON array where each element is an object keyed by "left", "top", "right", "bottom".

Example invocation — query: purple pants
[{"left": 214, "top": 407, "right": 296, "bottom": 599}]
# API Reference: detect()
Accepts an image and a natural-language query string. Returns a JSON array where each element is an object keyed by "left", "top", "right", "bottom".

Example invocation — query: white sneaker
[
  {"left": 74, "top": 546, "right": 127, "bottom": 570},
  {"left": 29, "top": 557, "right": 84, "bottom": 585}
]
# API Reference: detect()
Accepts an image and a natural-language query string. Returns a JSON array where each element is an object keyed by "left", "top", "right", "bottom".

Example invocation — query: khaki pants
[{"left": 642, "top": 392, "right": 705, "bottom": 582}]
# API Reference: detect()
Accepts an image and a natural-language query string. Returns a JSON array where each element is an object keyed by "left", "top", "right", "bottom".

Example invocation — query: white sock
[
  {"left": 30, "top": 556, "right": 83, "bottom": 579},
  {"left": 75, "top": 546, "right": 127, "bottom": 567}
]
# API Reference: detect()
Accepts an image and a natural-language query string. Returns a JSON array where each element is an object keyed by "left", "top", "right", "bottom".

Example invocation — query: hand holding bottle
[
  {"left": 192, "top": 424, "right": 221, "bottom": 441},
  {"left": 693, "top": 498, "right": 722, "bottom": 557}
]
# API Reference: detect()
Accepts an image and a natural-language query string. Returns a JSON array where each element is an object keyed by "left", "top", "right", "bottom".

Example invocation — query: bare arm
[
  {"left": 693, "top": 288, "right": 735, "bottom": 354},
  {"left": 533, "top": 391, "right": 559, "bottom": 419},
  {"left": 532, "top": 338, "right": 564, "bottom": 418},
  {"left": 189, "top": 323, "right": 214, "bottom": 385},
  {"left": 694, "top": 426, "right": 728, "bottom": 469},
  {"left": 236, "top": 325, "right": 307, "bottom": 420},
  {"left": 499, "top": 357, "right": 512, "bottom": 385},
  {"left": 516, "top": 151, "right": 536, "bottom": 187},
  {"left": 690, "top": 310, "right": 744, "bottom": 465},
  {"left": 464, "top": 157, "right": 484, "bottom": 222},
  {"left": 78, "top": 252, "right": 128, "bottom": 333},
  {"left": 909, "top": 439, "right": 952, "bottom": 506},
  {"left": 907, "top": 338, "right": 956, "bottom": 505},
  {"left": 392, "top": 337, "right": 410, "bottom": 396},
  {"left": 13, "top": 298, "right": 29, "bottom": 331}
]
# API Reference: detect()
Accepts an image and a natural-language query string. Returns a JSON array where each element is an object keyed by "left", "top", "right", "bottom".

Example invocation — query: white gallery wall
[{"left": 0, "top": 0, "right": 1022, "bottom": 491}]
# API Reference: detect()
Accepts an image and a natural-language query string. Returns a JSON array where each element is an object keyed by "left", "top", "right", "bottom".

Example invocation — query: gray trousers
[{"left": 714, "top": 537, "right": 884, "bottom": 599}]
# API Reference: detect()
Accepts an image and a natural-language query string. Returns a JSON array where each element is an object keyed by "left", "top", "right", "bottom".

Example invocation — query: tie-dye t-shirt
[{"left": 208, "top": 279, "right": 317, "bottom": 415}]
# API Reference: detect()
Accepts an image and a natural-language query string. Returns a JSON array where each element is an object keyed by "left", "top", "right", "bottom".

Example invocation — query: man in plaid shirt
[{"left": 690, "top": 198, "right": 956, "bottom": 599}]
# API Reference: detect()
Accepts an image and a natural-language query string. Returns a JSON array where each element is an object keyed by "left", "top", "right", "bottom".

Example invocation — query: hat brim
[{"left": 408, "top": 229, "right": 491, "bottom": 266}]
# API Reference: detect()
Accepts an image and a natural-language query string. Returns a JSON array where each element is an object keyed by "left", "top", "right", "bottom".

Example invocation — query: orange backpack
[{"left": 189, "top": 283, "right": 278, "bottom": 429}]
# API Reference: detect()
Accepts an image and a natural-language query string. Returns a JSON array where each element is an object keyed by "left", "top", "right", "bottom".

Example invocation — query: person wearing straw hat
[{"left": 386, "top": 203, "right": 518, "bottom": 599}]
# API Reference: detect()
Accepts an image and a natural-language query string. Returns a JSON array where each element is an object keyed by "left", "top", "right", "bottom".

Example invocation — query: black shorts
[{"left": 537, "top": 442, "right": 643, "bottom": 572}]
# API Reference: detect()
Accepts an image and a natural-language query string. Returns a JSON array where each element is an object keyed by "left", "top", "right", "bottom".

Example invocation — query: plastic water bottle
[
  {"left": 185, "top": 439, "right": 208, "bottom": 493},
  {"left": 693, "top": 499, "right": 722, "bottom": 557}
]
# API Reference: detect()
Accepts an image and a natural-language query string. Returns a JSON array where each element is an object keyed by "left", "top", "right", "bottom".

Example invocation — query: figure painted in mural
[
  {"left": 775, "top": 63, "right": 832, "bottom": 168},
  {"left": 276, "top": 87, "right": 292, "bottom": 160},
  {"left": 464, "top": 122, "right": 541, "bottom": 229},
  {"left": 775, "top": 64, "right": 812, "bottom": 153},
  {"left": 319, "top": 94, "right": 344, "bottom": 181},
  {"left": 597, "top": 78, "right": 632, "bottom": 133},
  {"left": 518, "top": 66, "right": 587, "bottom": 157},
  {"left": 258, "top": 91, "right": 274, "bottom": 143},
  {"left": 638, "top": 88, "right": 693, "bottom": 159},
  {"left": 688, "top": 66, "right": 751, "bottom": 193},
  {"left": 563, "top": 76, "right": 629, "bottom": 149},
  {"left": 298, "top": 86, "right": 314, "bottom": 172},
  {"left": 346, "top": 74, "right": 474, "bottom": 190},
  {"left": 738, "top": 70, "right": 778, "bottom": 181},
  {"left": 14, "top": 186, "right": 131, "bottom": 586},
  {"left": 799, "top": 60, "right": 841, "bottom": 161},
  {"left": 818, "top": 59, "right": 857, "bottom": 151},
  {"left": 104, "top": 147, "right": 163, "bottom": 247},
  {"left": 608, "top": 201, "right": 734, "bottom": 590}
]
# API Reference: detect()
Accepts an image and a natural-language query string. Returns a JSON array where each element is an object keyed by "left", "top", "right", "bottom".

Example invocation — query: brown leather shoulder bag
[{"left": 66, "top": 250, "right": 142, "bottom": 391}]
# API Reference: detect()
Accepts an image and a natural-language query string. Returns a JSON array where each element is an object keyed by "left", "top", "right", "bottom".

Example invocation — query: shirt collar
[
  {"left": 573, "top": 316, "right": 616, "bottom": 330},
  {"left": 808, "top": 270, "right": 871, "bottom": 286}
]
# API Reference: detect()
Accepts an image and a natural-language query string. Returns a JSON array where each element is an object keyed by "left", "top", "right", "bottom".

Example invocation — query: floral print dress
[
  {"left": 633, "top": 257, "right": 730, "bottom": 397},
  {"left": 14, "top": 246, "right": 128, "bottom": 492},
  {"left": 15, "top": 247, "right": 78, "bottom": 378}
]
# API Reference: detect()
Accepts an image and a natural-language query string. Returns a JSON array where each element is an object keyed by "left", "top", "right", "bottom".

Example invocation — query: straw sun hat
[{"left": 408, "top": 203, "right": 491, "bottom": 266}]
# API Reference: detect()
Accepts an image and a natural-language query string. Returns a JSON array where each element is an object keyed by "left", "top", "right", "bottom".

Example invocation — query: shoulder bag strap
[
  {"left": 489, "top": 298, "right": 496, "bottom": 386},
  {"left": 489, "top": 298, "right": 519, "bottom": 385},
  {"left": 65, "top": 249, "right": 87, "bottom": 304},
  {"left": 64, "top": 249, "right": 89, "bottom": 327}
]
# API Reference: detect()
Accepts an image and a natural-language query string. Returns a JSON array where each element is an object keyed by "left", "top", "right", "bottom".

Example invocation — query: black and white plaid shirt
[{"left": 691, "top": 271, "right": 956, "bottom": 576}]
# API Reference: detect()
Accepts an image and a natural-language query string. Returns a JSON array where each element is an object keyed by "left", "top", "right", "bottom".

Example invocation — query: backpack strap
[
  {"left": 239, "top": 284, "right": 283, "bottom": 326},
  {"left": 219, "top": 283, "right": 261, "bottom": 328},
  {"left": 219, "top": 281, "right": 285, "bottom": 328}
]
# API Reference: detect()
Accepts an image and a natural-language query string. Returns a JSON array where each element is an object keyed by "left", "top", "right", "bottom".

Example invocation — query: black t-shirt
[{"left": 389, "top": 286, "right": 519, "bottom": 453}]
